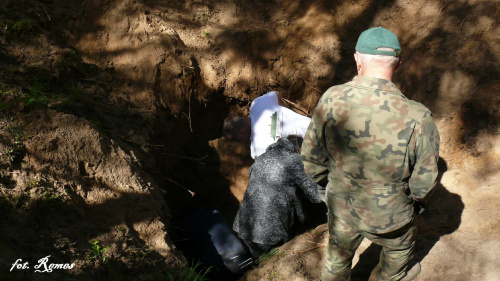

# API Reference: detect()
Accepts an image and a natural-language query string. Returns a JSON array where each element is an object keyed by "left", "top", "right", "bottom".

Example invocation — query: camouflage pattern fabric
[
  {"left": 322, "top": 213, "right": 416, "bottom": 281},
  {"left": 301, "top": 75, "right": 440, "bottom": 234}
]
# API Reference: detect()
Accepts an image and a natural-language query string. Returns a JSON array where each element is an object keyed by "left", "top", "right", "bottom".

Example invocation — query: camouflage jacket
[{"left": 301, "top": 75, "right": 440, "bottom": 234}]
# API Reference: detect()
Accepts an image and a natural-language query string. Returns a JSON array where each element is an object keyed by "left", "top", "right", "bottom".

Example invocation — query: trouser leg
[
  {"left": 321, "top": 213, "right": 364, "bottom": 281},
  {"left": 366, "top": 220, "right": 417, "bottom": 281}
]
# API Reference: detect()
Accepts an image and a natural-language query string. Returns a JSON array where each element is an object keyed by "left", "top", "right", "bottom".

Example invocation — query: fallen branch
[
  {"left": 460, "top": 17, "right": 466, "bottom": 28},
  {"left": 154, "top": 145, "right": 208, "bottom": 164},
  {"left": 438, "top": 0, "right": 449, "bottom": 18},
  {"left": 281, "top": 98, "right": 311, "bottom": 117},
  {"left": 299, "top": 245, "right": 325, "bottom": 253},
  {"left": 162, "top": 176, "right": 195, "bottom": 197},
  {"left": 150, "top": 170, "right": 196, "bottom": 197},
  {"left": 298, "top": 77, "right": 323, "bottom": 94},
  {"left": 183, "top": 94, "right": 193, "bottom": 133},
  {"left": 306, "top": 241, "right": 327, "bottom": 247},
  {"left": 159, "top": 152, "right": 208, "bottom": 164},
  {"left": 80, "top": 78, "right": 110, "bottom": 86}
]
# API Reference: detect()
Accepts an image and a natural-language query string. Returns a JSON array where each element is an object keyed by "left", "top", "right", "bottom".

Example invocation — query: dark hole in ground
[
  {"left": 150, "top": 91, "right": 249, "bottom": 280},
  {"left": 150, "top": 90, "right": 329, "bottom": 280}
]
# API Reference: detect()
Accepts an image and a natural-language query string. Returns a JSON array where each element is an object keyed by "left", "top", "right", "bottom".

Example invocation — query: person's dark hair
[{"left": 286, "top": 135, "right": 303, "bottom": 153}]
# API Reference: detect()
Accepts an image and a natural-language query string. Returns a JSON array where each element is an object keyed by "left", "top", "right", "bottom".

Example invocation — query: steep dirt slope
[
  {"left": 0, "top": 0, "right": 499, "bottom": 280},
  {"left": 0, "top": 1, "right": 190, "bottom": 280}
]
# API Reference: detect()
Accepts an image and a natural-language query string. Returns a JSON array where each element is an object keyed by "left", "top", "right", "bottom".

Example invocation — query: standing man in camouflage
[{"left": 301, "top": 27, "right": 440, "bottom": 281}]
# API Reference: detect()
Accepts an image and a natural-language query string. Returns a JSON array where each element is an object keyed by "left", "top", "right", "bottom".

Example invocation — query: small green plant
[
  {"left": 201, "top": 30, "right": 209, "bottom": 38},
  {"left": 6, "top": 147, "right": 16, "bottom": 162},
  {"left": 258, "top": 247, "right": 279, "bottom": 263},
  {"left": 24, "top": 78, "right": 48, "bottom": 109},
  {"left": 5, "top": 123, "right": 25, "bottom": 163},
  {"left": 41, "top": 190, "right": 59, "bottom": 201},
  {"left": 25, "top": 177, "right": 40, "bottom": 189},
  {"left": 167, "top": 262, "right": 213, "bottom": 281},
  {"left": 0, "top": 89, "right": 13, "bottom": 111},
  {"left": 87, "top": 240, "right": 110, "bottom": 263},
  {"left": 0, "top": 192, "right": 31, "bottom": 213},
  {"left": 7, "top": 123, "right": 24, "bottom": 140},
  {"left": 10, "top": 19, "right": 39, "bottom": 35}
]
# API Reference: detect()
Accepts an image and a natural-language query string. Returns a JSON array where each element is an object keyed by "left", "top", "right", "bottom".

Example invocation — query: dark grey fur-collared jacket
[{"left": 233, "top": 138, "right": 324, "bottom": 246}]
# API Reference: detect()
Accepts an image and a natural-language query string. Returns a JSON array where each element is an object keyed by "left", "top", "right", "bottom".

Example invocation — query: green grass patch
[
  {"left": 258, "top": 247, "right": 279, "bottom": 263},
  {"left": 4, "top": 18, "right": 41, "bottom": 39},
  {"left": 87, "top": 240, "right": 110, "bottom": 263},
  {"left": 167, "top": 262, "right": 214, "bottom": 281}
]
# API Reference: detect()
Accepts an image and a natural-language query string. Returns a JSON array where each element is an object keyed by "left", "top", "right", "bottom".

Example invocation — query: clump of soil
[{"left": 1, "top": 0, "right": 499, "bottom": 280}]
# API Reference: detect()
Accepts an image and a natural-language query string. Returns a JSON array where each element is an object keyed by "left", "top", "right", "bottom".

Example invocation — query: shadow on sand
[{"left": 350, "top": 157, "right": 464, "bottom": 280}]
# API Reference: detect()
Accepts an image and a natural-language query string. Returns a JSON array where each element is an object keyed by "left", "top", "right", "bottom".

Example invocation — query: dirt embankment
[{"left": 0, "top": 0, "right": 499, "bottom": 280}]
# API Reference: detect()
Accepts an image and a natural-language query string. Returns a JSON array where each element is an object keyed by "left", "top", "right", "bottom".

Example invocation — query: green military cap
[{"left": 355, "top": 27, "right": 401, "bottom": 57}]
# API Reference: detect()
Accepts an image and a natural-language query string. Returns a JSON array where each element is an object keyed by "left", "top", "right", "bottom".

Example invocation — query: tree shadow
[
  {"left": 2, "top": 0, "right": 495, "bottom": 279},
  {"left": 351, "top": 157, "right": 464, "bottom": 280},
  {"left": 1, "top": 3, "right": 241, "bottom": 279},
  {"left": 0, "top": 188, "right": 186, "bottom": 281}
]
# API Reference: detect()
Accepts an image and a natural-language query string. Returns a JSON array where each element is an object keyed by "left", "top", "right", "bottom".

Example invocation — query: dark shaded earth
[{"left": 0, "top": 0, "right": 499, "bottom": 280}]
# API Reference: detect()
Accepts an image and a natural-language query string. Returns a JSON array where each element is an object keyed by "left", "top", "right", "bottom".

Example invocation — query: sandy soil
[{"left": 0, "top": 0, "right": 499, "bottom": 280}]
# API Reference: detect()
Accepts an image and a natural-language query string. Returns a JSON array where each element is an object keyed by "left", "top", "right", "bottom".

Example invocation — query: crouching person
[
  {"left": 233, "top": 135, "right": 326, "bottom": 259},
  {"left": 181, "top": 207, "right": 253, "bottom": 280}
]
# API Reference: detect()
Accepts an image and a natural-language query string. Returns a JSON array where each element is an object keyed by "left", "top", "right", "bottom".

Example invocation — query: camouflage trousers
[{"left": 321, "top": 212, "right": 416, "bottom": 281}]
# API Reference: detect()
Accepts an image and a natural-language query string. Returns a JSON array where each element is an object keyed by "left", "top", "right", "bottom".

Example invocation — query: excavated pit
[{"left": 1, "top": 0, "right": 500, "bottom": 280}]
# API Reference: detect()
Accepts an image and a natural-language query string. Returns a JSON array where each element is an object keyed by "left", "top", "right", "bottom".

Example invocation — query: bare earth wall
[{"left": 0, "top": 0, "right": 499, "bottom": 280}]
